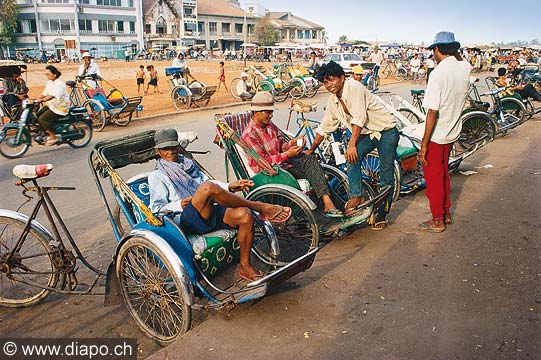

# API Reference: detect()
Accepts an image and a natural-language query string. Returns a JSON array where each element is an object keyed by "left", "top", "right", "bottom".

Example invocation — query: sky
[{"left": 256, "top": 0, "right": 540, "bottom": 45}]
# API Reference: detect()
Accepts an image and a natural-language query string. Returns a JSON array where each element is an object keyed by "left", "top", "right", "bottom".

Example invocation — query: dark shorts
[
  {"left": 137, "top": 78, "right": 144, "bottom": 85},
  {"left": 180, "top": 202, "right": 231, "bottom": 235},
  {"left": 149, "top": 78, "right": 158, "bottom": 86}
]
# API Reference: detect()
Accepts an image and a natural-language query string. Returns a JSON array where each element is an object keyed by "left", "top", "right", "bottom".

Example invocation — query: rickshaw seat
[
  {"left": 123, "top": 173, "right": 240, "bottom": 261},
  {"left": 410, "top": 89, "right": 425, "bottom": 96}
]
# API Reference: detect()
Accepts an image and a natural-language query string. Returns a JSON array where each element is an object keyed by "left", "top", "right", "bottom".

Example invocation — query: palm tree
[{"left": 321, "top": 30, "right": 329, "bottom": 45}]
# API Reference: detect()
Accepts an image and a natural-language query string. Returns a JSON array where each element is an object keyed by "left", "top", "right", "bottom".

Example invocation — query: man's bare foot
[
  {"left": 444, "top": 213, "right": 453, "bottom": 225},
  {"left": 258, "top": 204, "right": 292, "bottom": 223},
  {"left": 239, "top": 265, "right": 264, "bottom": 282},
  {"left": 344, "top": 196, "right": 366, "bottom": 217},
  {"left": 418, "top": 219, "right": 446, "bottom": 233}
]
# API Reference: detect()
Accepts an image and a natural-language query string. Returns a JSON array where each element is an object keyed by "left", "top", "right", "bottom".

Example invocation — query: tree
[
  {"left": 254, "top": 16, "right": 280, "bottom": 46},
  {"left": 338, "top": 35, "right": 348, "bottom": 43},
  {"left": 0, "top": 0, "right": 19, "bottom": 59},
  {"left": 321, "top": 30, "right": 329, "bottom": 44}
]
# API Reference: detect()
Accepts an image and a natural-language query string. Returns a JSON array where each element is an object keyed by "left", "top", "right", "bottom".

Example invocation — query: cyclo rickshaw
[
  {"left": 165, "top": 67, "right": 216, "bottom": 110},
  {"left": 214, "top": 111, "right": 391, "bottom": 244},
  {"left": 89, "top": 130, "right": 319, "bottom": 344},
  {"left": 0, "top": 60, "right": 28, "bottom": 123}
]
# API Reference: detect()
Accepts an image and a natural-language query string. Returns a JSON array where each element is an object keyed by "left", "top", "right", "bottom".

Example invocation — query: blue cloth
[
  {"left": 181, "top": 202, "right": 231, "bottom": 235},
  {"left": 156, "top": 157, "right": 202, "bottom": 200},
  {"left": 347, "top": 127, "right": 399, "bottom": 215}
]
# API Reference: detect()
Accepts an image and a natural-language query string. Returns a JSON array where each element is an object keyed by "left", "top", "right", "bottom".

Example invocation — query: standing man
[
  {"left": 418, "top": 31, "right": 471, "bottom": 232},
  {"left": 309, "top": 61, "right": 399, "bottom": 229},
  {"left": 409, "top": 53, "right": 421, "bottom": 82},
  {"left": 368, "top": 46, "right": 384, "bottom": 78},
  {"left": 78, "top": 52, "right": 102, "bottom": 88}
]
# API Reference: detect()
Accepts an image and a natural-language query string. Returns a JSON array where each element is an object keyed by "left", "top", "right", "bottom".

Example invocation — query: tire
[
  {"left": 288, "top": 78, "right": 305, "bottom": 99},
  {"left": 458, "top": 112, "right": 496, "bottom": 151},
  {"left": 523, "top": 99, "right": 535, "bottom": 120},
  {"left": 0, "top": 215, "right": 59, "bottom": 307},
  {"left": 0, "top": 128, "right": 30, "bottom": 159},
  {"left": 367, "top": 76, "right": 376, "bottom": 91},
  {"left": 501, "top": 97, "right": 526, "bottom": 124},
  {"left": 398, "top": 108, "right": 422, "bottom": 125},
  {"left": 361, "top": 153, "right": 402, "bottom": 202},
  {"left": 66, "top": 120, "right": 92, "bottom": 148},
  {"left": 379, "top": 66, "right": 391, "bottom": 79},
  {"left": 82, "top": 99, "right": 106, "bottom": 132},
  {"left": 171, "top": 85, "right": 192, "bottom": 110},
  {"left": 304, "top": 85, "right": 318, "bottom": 98},
  {"left": 113, "top": 113, "right": 132, "bottom": 127},
  {"left": 229, "top": 77, "right": 242, "bottom": 99},
  {"left": 395, "top": 68, "right": 407, "bottom": 81},
  {"left": 256, "top": 80, "right": 274, "bottom": 93},
  {"left": 273, "top": 89, "right": 289, "bottom": 102},
  {"left": 117, "top": 236, "right": 192, "bottom": 345},
  {"left": 247, "top": 187, "right": 319, "bottom": 264}
]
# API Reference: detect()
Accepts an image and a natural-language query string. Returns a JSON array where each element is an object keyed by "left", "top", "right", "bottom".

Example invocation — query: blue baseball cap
[{"left": 427, "top": 31, "right": 461, "bottom": 50}]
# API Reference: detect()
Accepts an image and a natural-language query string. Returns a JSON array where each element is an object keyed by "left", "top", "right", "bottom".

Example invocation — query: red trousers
[{"left": 423, "top": 141, "right": 452, "bottom": 221}]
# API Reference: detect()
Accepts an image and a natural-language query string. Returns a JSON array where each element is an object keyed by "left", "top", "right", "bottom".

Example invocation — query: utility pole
[{"left": 243, "top": 0, "right": 246, "bottom": 67}]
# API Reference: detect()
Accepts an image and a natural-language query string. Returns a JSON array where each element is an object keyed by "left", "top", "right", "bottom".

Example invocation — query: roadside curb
[{"left": 134, "top": 100, "right": 251, "bottom": 121}]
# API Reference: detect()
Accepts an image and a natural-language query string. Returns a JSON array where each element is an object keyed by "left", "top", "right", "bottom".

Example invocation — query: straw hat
[{"left": 250, "top": 91, "right": 276, "bottom": 112}]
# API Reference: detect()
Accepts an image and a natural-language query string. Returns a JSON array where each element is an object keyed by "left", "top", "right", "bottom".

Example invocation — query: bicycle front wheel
[
  {"left": 395, "top": 68, "right": 407, "bottom": 81},
  {"left": 0, "top": 215, "right": 59, "bottom": 307},
  {"left": 229, "top": 77, "right": 242, "bottom": 99}
]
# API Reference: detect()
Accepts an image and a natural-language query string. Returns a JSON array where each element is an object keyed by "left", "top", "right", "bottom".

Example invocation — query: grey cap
[{"left": 154, "top": 128, "right": 180, "bottom": 149}]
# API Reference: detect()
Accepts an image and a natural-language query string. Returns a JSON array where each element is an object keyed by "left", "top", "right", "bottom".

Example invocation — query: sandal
[
  {"left": 344, "top": 197, "right": 369, "bottom": 218},
  {"left": 258, "top": 206, "right": 292, "bottom": 223},
  {"left": 371, "top": 220, "right": 388, "bottom": 231},
  {"left": 324, "top": 208, "right": 344, "bottom": 218},
  {"left": 239, "top": 268, "right": 264, "bottom": 282},
  {"left": 444, "top": 213, "right": 454, "bottom": 225},
  {"left": 418, "top": 220, "right": 446, "bottom": 233}
]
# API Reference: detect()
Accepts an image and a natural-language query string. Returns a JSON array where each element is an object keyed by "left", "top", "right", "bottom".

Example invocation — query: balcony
[{"left": 183, "top": 0, "right": 196, "bottom": 7}]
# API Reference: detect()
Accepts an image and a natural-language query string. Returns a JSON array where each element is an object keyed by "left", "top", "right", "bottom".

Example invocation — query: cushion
[
  {"left": 410, "top": 89, "right": 425, "bottom": 95},
  {"left": 396, "top": 146, "right": 418, "bottom": 159}
]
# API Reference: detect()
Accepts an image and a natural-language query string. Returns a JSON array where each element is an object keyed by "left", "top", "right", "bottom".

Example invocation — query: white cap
[
  {"left": 240, "top": 72, "right": 249, "bottom": 78},
  {"left": 81, "top": 52, "right": 93, "bottom": 58}
]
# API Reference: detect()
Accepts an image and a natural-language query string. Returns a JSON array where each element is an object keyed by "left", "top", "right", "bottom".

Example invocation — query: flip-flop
[
  {"left": 444, "top": 214, "right": 454, "bottom": 225},
  {"left": 258, "top": 206, "right": 292, "bottom": 223},
  {"left": 239, "top": 269, "right": 265, "bottom": 282},
  {"left": 371, "top": 220, "right": 388, "bottom": 231},
  {"left": 418, "top": 220, "right": 445, "bottom": 233},
  {"left": 324, "top": 208, "right": 344, "bottom": 218}
]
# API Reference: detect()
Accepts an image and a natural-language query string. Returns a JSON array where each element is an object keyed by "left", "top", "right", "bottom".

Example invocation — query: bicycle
[{"left": 378, "top": 59, "right": 398, "bottom": 79}]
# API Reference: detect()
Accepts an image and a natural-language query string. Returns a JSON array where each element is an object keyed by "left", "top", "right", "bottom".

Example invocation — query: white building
[
  {"left": 243, "top": 2, "right": 266, "bottom": 17},
  {"left": 12, "top": 0, "right": 143, "bottom": 59}
]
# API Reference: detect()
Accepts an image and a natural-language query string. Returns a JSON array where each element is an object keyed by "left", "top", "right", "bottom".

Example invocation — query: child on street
[
  {"left": 145, "top": 65, "right": 161, "bottom": 95},
  {"left": 217, "top": 61, "right": 228, "bottom": 92},
  {"left": 136, "top": 65, "right": 145, "bottom": 95}
]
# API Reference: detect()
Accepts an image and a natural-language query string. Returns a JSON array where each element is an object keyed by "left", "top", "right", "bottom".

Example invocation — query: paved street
[{"left": 1, "top": 81, "right": 539, "bottom": 359}]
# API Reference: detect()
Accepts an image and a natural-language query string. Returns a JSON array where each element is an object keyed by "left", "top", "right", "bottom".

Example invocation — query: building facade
[
  {"left": 12, "top": 0, "right": 144, "bottom": 59},
  {"left": 268, "top": 12, "right": 325, "bottom": 47}
]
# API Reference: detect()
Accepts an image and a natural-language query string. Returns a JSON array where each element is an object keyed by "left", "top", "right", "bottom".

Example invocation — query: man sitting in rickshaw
[
  {"left": 241, "top": 92, "right": 344, "bottom": 218},
  {"left": 149, "top": 128, "right": 292, "bottom": 282},
  {"left": 2, "top": 69, "right": 28, "bottom": 118}
]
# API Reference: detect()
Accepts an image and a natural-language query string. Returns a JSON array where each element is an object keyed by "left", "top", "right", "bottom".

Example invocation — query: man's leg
[
  {"left": 346, "top": 135, "right": 377, "bottom": 210},
  {"left": 442, "top": 143, "right": 453, "bottom": 223},
  {"left": 222, "top": 207, "right": 259, "bottom": 279},
  {"left": 421, "top": 141, "right": 446, "bottom": 231},
  {"left": 374, "top": 128, "right": 400, "bottom": 223}
]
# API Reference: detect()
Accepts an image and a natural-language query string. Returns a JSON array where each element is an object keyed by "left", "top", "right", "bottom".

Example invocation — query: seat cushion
[
  {"left": 69, "top": 107, "right": 88, "bottom": 114},
  {"left": 396, "top": 146, "right": 418, "bottom": 159},
  {"left": 189, "top": 229, "right": 240, "bottom": 276},
  {"left": 411, "top": 89, "right": 425, "bottom": 95},
  {"left": 187, "top": 229, "right": 238, "bottom": 255}
]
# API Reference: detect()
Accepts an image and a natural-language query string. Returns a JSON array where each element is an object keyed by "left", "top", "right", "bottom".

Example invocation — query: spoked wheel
[
  {"left": 66, "top": 120, "right": 92, "bottom": 148},
  {"left": 229, "top": 77, "right": 242, "bottom": 99},
  {"left": 367, "top": 76, "right": 376, "bottom": 91},
  {"left": 0, "top": 215, "right": 59, "bottom": 307},
  {"left": 398, "top": 108, "right": 422, "bottom": 125},
  {"left": 361, "top": 153, "right": 402, "bottom": 202},
  {"left": 0, "top": 128, "right": 30, "bottom": 159},
  {"left": 458, "top": 112, "right": 496, "bottom": 151},
  {"left": 117, "top": 236, "right": 192, "bottom": 345},
  {"left": 83, "top": 99, "right": 106, "bottom": 132},
  {"left": 380, "top": 66, "right": 392, "bottom": 79},
  {"left": 248, "top": 188, "right": 319, "bottom": 264},
  {"left": 113, "top": 113, "right": 133, "bottom": 127},
  {"left": 322, "top": 165, "right": 350, "bottom": 212},
  {"left": 172, "top": 85, "right": 192, "bottom": 110},
  {"left": 523, "top": 99, "right": 535, "bottom": 120},
  {"left": 395, "top": 68, "right": 407, "bottom": 81},
  {"left": 288, "top": 78, "right": 305, "bottom": 99},
  {"left": 304, "top": 85, "right": 319, "bottom": 98},
  {"left": 501, "top": 97, "right": 526, "bottom": 124}
]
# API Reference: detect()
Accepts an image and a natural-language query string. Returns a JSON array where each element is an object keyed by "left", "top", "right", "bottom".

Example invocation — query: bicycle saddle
[
  {"left": 410, "top": 89, "right": 425, "bottom": 95},
  {"left": 13, "top": 164, "right": 53, "bottom": 180}
]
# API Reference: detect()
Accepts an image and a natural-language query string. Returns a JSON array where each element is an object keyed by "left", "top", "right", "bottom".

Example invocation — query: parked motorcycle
[{"left": 0, "top": 99, "right": 93, "bottom": 159}]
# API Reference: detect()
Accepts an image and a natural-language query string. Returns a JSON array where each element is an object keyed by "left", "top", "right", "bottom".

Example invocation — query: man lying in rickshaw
[
  {"left": 2, "top": 69, "right": 28, "bottom": 118},
  {"left": 149, "top": 128, "right": 292, "bottom": 282},
  {"left": 241, "top": 92, "right": 344, "bottom": 218},
  {"left": 500, "top": 64, "right": 541, "bottom": 102}
]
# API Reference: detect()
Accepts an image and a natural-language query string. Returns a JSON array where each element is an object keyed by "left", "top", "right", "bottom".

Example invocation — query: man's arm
[
  {"left": 148, "top": 172, "right": 183, "bottom": 214},
  {"left": 418, "top": 109, "right": 438, "bottom": 166}
]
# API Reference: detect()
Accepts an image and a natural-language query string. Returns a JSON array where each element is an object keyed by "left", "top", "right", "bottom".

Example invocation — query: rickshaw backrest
[{"left": 213, "top": 111, "right": 252, "bottom": 147}]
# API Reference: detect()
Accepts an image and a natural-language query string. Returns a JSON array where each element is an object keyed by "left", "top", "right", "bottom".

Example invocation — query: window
[
  {"left": 221, "top": 22, "right": 230, "bottom": 34},
  {"left": 209, "top": 22, "right": 217, "bottom": 35},
  {"left": 47, "top": 0, "right": 69, "bottom": 3},
  {"left": 98, "top": 20, "right": 116, "bottom": 33},
  {"left": 129, "top": 21, "right": 135, "bottom": 33},
  {"left": 235, "top": 23, "right": 243, "bottom": 34},
  {"left": 305, "top": 30, "right": 310, "bottom": 39},
  {"left": 15, "top": 20, "right": 37, "bottom": 34},
  {"left": 197, "top": 21, "right": 205, "bottom": 35},
  {"left": 15, "top": 21, "right": 22, "bottom": 34},
  {"left": 312, "top": 31, "right": 317, "bottom": 39},
  {"left": 97, "top": 0, "right": 121, "bottom": 6},
  {"left": 78, "top": 0, "right": 90, "bottom": 4},
  {"left": 171, "top": 24, "right": 177, "bottom": 35},
  {"left": 129, "top": 0, "right": 133, "bottom": 6},
  {"left": 281, "top": 29, "right": 286, "bottom": 39},
  {"left": 156, "top": 17, "right": 166, "bottom": 34},
  {"left": 79, "top": 19, "right": 92, "bottom": 32},
  {"left": 145, "top": 23, "right": 151, "bottom": 34},
  {"left": 117, "top": 21, "right": 124, "bottom": 33},
  {"left": 247, "top": 24, "right": 254, "bottom": 33},
  {"left": 184, "top": 8, "right": 193, "bottom": 17},
  {"left": 297, "top": 30, "right": 303, "bottom": 39},
  {"left": 184, "top": 22, "right": 196, "bottom": 35}
]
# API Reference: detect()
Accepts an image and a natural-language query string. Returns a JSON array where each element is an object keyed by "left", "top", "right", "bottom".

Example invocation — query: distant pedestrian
[
  {"left": 217, "top": 61, "right": 228, "bottom": 92},
  {"left": 145, "top": 65, "right": 161, "bottom": 95},
  {"left": 418, "top": 31, "right": 471, "bottom": 233},
  {"left": 136, "top": 65, "right": 146, "bottom": 95},
  {"left": 425, "top": 54, "right": 435, "bottom": 83},
  {"left": 125, "top": 49, "right": 130, "bottom": 62}
]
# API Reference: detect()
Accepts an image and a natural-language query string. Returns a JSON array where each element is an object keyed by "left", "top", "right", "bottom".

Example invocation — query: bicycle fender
[
  {"left": 247, "top": 184, "right": 317, "bottom": 211},
  {"left": 115, "top": 228, "right": 195, "bottom": 306},
  {"left": 0, "top": 209, "right": 57, "bottom": 246}
]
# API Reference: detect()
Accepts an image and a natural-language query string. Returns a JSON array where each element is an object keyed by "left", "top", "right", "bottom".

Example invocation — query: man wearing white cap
[
  {"left": 236, "top": 71, "right": 254, "bottom": 100},
  {"left": 78, "top": 52, "right": 101, "bottom": 88},
  {"left": 418, "top": 31, "right": 471, "bottom": 233}
]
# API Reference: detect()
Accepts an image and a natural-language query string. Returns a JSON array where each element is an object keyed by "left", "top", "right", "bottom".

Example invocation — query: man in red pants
[{"left": 418, "top": 31, "right": 471, "bottom": 232}]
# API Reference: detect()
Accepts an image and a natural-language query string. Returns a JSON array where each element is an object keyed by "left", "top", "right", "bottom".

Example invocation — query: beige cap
[
  {"left": 240, "top": 72, "right": 249, "bottom": 78},
  {"left": 81, "top": 52, "right": 93, "bottom": 58},
  {"left": 250, "top": 91, "right": 276, "bottom": 112}
]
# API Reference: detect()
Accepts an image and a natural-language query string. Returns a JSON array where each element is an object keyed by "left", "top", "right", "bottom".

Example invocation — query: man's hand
[
  {"left": 16, "top": 94, "right": 25, "bottom": 100},
  {"left": 418, "top": 145, "right": 428, "bottom": 167},
  {"left": 228, "top": 179, "right": 254, "bottom": 192},
  {"left": 285, "top": 146, "right": 303, "bottom": 158},
  {"left": 181, "top": 196, "right": 192, "bottom": 209},
  {"left": 345, "top": 142, "right": 358, "bottom": 164}
]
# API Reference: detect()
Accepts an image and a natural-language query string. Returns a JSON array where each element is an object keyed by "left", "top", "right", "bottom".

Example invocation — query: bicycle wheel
[
  {"left": 66, "top": 120, "right": 92, "bottom": 148},
  {"left": 113, "top": 112, "right": 133, "bottom": 127},
  {"left": 229, "top": 77, "right": 242, "bottom": 99},
  {"left": 304, "top": 85, "right": 319, "bottom": 98},
  {"left": 501, "top": 97, "right": 526, "bottom": 124},
  {"left": 273, "top": 89, "right": 289, "bottom": 102},
  {"left": 458, "top": 112, "right": 496, "bottom": 151},
  {"left": 82, "top": 99, "right": 106, "bottom": 132},
  {"left": 0, "top": 128, "right": 30, "bottom": 159},
  {"left": 395, "top": 68, "right": 407, "bottom": 82},
  {"left": 367, "top": 76, "right": 376, "bottom": 91},
  {"left": 523, "top": 99, "right": 535, "bottom": 120},
  {"left": 379, "top": 66, "right": 391, "bottom": 79},
  {"left": 117, "top": 236, "right": 192, "bottom": 345},
  {"left": 361, "top": 153, "right": 401, "bottom": 202},
  {"left": 171, "top": 85, "right": 192, "bottom": 110},
  {"left": 288, "top": 78, "right": 305, "bottom": 99},
  {"left": 0, "top": 215, "right": 59, "bottom": 307},
  {"left": 398, "top": 108, "right": 422, "bottom": 125},
  {"left": 247, "top": 188, "right": 319, "bottom": 264}
]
